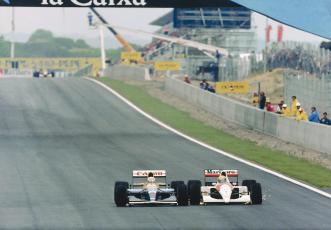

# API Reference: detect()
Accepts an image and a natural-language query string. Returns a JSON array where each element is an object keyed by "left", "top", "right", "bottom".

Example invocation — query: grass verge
[{"left": 99, "top": 78, "right": 331, "bottom": 188}]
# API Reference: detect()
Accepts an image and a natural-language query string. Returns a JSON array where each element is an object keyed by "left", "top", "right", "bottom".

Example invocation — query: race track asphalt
[{"left": 0, "top": 78, "right": 330, "bottom": 230}]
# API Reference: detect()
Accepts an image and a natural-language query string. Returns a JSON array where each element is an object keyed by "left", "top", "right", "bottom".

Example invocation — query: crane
[
  {"left": 88, "top": 8, "right": 230, "bottom": 65},
  {"left": 89, "top": 7, "right": 136, "bottom": 53}
]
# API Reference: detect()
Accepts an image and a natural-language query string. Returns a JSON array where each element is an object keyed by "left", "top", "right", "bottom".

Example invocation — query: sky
[{"left": 0, "top": 7, "right": 327, "bottom": 48}]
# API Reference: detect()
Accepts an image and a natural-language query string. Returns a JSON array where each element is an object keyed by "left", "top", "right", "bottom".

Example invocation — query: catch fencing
[
  {"left": 267, "top": 41, "right": 331, "bottom": 75},
  {"left": 283, "top": 71, "right": 331, "bottom": 115}
]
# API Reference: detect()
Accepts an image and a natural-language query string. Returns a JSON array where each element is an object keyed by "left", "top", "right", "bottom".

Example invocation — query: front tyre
[
  {"left": 250, "top": 183, "right": 262, "bottom": 205},
  {"left": 114, "top": 181, "right": 129, "bottom": 207},
  {"left": 242, "top": 180, "right": 256, "bottom": 188}
]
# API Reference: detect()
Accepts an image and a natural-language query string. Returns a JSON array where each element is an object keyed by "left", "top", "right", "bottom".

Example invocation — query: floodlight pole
[
  {"left": 99, "top": 25, "right": 106, "bottom": 72},
  {"left": 10, "top": 7, "right": 15, "bottom": 59},
  {"left": 88, "top": 11, "right": 106, "bottom": 75},
  {"left": 264, "top": 17, "right": 269, "bottom": 72}
]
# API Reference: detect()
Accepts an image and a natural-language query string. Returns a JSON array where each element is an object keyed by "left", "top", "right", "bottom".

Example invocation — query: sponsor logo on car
[{"left": 133, "top": 170, "right": 166, "bottom": 177}]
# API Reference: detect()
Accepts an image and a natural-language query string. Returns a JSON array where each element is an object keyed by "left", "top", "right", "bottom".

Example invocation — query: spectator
[
  {"left": 184, "top": 75, "right": 191, "bottom": 84},
  {"left": 308, "top": 107, "right": 319, "bottom": 123},
  {"left": 207, "top": 85, "right": 216, "bottom": 93},
  {"left": 295, "top": 102, "right": 302, "bottom": 117},
  {"left": 281, "top": 104, "right": 291, "bottom": 117},
  {"left": 276, "top": 100, "right": 284, "bottom": 114},
  {"left": 259, "top": 92, "right": 266, "bottom": 110},
  {"left": 251, "top": 92, "right": 259, "bottom": 107},
  {"left": 291, "top": 96, "right": 299, "bottom": 116},
  {"left": 39, "top": 69, "right": 43, "bottom": 78},
  {"left": 266, "top": 98, "right": 274, "bottom": 112},
  {"left": 200, "top": 79, "right": 209, "bottom": 90},
  {"left": 320, "top": 112, "right": 331, "bottom": 125},
  {"left": 296, "top": 108, "right": 308, "bottom": 121},
  {"left": 33, "top": 70, "right": 39, "bottom": 78}
]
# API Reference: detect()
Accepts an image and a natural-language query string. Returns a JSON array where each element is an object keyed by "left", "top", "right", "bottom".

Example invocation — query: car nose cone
[{"left": 219, "top": 184, "right": 232, "bottom": 203}]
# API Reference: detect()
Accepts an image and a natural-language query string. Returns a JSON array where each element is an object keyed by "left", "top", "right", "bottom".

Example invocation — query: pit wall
[
  {"left": 165, "top": 77, "right": 331, "bottom": 154},
  {"left": 104, "top": 65, "right": 150, "bottom": 81}
]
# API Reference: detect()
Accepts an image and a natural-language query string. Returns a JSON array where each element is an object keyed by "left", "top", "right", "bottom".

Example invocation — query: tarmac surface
[{"left": 0, "top": 78, "right": 330, "bottom": 230}]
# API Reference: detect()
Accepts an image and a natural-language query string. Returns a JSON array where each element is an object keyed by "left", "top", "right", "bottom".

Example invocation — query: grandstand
[{"left": 145, "top": 4, "right": 258, "bottom": 81}]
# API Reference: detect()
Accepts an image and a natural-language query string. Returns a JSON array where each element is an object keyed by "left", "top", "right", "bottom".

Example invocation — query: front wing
[
  {"left": 128, "top": 195, "right": 178, "bottom": 205},
  {"left": 202, "top": 194, "right": 251, "bottom": 204},
  {"left": 127, "top": 189, "right": 178, "bottom": 205}
]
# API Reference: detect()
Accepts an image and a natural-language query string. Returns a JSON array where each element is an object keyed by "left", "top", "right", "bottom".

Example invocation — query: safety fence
[
  {"left": 267, "top": 41, "right": 331, "bottom": 76},
  {"left": 283, "top": 71, "right": 331, "bottom": 116}
]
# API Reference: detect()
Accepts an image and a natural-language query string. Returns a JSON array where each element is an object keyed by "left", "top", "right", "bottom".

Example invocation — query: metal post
[
  {"left": 215, "top": 50, "right": 221, "bottom": 82},
  {"left": 10, "top": 7, "right": 15, "bottom": 59},
  {"left": 264, "top": 17, "right": 269, "bottom": 73},
  {"left": 99, "top": 24, "right": 106, "bottom": 73}
]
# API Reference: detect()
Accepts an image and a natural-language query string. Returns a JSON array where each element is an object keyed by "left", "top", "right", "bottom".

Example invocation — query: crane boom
[{"left": 89, "top": 7, "right": 135, "bottom": 52}]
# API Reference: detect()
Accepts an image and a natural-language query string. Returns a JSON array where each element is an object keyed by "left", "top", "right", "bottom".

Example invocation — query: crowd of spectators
[
  {"left": 252, "top": 93, "right": 331, "bottom": 126},
  {"left": 199, "top": 79, "right": 216, "bottom": 93},
  {"left": 267, "top": 46, "right": 331, "bottom": 75},
  {"left": 182, "top": 76, "right": 216, "bottom": 93},
  {"left": 182, "top": 75, "right": 330, "bottom": 126}
]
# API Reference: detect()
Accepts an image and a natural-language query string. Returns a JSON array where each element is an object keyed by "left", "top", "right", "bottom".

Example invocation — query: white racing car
[
  {"left": 187, "top": 169, "right": 262, "bottom": 205},
  {"left": 114, "top": 170, "right": 188, "bottom": 207}
]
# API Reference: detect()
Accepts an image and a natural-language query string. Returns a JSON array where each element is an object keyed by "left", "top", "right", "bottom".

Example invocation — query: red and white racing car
[{"left": 187, "top": 169, "right": 262, "bottom": 205}]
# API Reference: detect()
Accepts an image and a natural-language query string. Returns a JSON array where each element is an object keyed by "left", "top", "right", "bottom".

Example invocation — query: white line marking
[{"left": 85, "top": 77, "right": 331, "bottom": 199}]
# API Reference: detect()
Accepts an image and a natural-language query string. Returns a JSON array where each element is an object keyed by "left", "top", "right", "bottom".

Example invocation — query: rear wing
[
  {"left": 132, "top": 170, "right": 167, "bottom": 178},
  {"left": 204, "top": 169, "right": 238, "bottom": 177}
]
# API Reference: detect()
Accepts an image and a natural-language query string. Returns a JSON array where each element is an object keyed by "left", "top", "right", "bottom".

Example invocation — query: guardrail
[{"left": 165, "top": 77, "right": 331, "bottom": 154}]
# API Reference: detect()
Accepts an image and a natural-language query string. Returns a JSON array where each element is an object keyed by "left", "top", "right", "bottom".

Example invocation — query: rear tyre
[
  {"left": 250, "top": 183, "right": 262, "bottom": 205},
  {"left": 242, "top": 180, "right": 256, "bottom": 188},
  {"left": 171, "top": 181, "right": 184, "bottom": 193},
  {"left": 114, "top": 181, "right": 129, "bottom": 207},
  {"left": 188, "top": 180, "right": 201, "bottom": 205},
  {"left": 242, "top": 180, "right": 256, "bottom": 194},
  {"left": 176, "top": 183, "right": 188, "bottom": 206}
]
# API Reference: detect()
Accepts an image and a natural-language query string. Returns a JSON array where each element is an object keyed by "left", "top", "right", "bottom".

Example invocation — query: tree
[
  {"left": 0, "top": 29, "right": 140, "bottom": 59},
  {"left": 75, "top": 39, "right": 90, "bottom": 49},
  {"left": 28, "top": 29, "right": 54, "bottom": 43},
  {"left": 53, "top": 37, "right": 76, "bottom": 49},
  {"left": 0, "top": 38, "right": 10, "bottom": 57}
]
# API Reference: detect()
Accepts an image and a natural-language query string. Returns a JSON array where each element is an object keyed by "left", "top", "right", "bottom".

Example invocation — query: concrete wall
[
  {"left": 165, "top": 77, "right": 331, "bottom": 154},
  {"left": 105, "top": 65, "right": 149, "bottom": 81}
]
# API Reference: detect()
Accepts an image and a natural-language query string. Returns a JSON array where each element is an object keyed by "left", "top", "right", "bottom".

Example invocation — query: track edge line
[{"left": 85, "top": 77, "right": 331, "bottom": 199}]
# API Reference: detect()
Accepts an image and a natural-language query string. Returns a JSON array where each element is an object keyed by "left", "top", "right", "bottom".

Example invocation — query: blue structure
[
  {"left": 87, "top": 12, "right": 93, "bottom": 27},
  {"left": 173, "top": 8, "right": 251, "bottom": 29}
]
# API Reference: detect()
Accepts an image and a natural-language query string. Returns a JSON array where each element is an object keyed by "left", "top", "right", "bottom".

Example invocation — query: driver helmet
[{"left": 217, "top": 171, "right": 227, "bottom": 183}]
